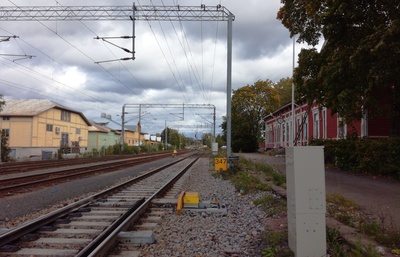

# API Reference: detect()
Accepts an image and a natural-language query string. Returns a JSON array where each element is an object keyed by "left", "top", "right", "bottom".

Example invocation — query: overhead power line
[{"left": 1, "top": 3, "right": 235, "bottom": 157}]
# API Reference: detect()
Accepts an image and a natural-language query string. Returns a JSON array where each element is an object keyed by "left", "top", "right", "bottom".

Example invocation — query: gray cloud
[{"left": 1, "top": 0, "right": 294, "bottom": 136}]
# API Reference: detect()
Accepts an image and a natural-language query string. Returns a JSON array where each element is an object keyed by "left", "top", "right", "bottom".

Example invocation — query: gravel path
[
  {"left": 238, "top": 152, "right": 400, "bottom": 230},
  {"left": 136, "top": 157, "right": 272, "bottom": 257}
]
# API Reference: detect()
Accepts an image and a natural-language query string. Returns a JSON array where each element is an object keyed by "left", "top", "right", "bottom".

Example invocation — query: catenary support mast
[{"left": 0, "top": 4, "right": 234, "bottom": 159}]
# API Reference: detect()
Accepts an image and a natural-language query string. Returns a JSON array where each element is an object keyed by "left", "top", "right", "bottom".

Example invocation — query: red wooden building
[{"left": 263, "top": 101, "right": 391, "bottom": 149}]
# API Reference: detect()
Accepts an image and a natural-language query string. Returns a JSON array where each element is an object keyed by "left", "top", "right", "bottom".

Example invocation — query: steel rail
[
  {"left": 80, "top": 153, "right": 202, "bottom": 257},
  {"left": 0, "top": 153, "right": 195, "bottom": 248},
  {"left": 0, "top": 151, "right": 182, "bottom": 173},
  {"left": 0, "top": 153, "right": 173, "bottom": 195}
]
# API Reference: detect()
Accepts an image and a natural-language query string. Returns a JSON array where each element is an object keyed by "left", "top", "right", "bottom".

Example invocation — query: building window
[
  {"left": 76, "top": 128, "right": 81, "bottom": 134},
  {"left": 270, "top": 127, "right": 273, "bottom": 145},
  {"left": 2, "top": 116, "right": 10, "bottom": 120},
  {"left": 322, "top": 108, "right": 327, "bottom": 139},
  {"left": 304, "top": 118, "right": 308, "bottom": 142},
  {"left": 61, "top": 110, "right": 71, "bottom": 122},
  {"left": 338, "top": 117, "right": 347, "bottom": 139},
  {"left": 46, "top": 124, "right": 53, "bottom": 132},
  {"left": 1, "top": 129, "right": 10, "bottom": 138},
  {"left": 296, "top": 117, "right": 301, "bottom": 137},
  {"left": 285, "top": 122, "right": 290, "bottom": 142},
  {"left": 282, "top": 124, "right": 285, "bottom": 143},
  {"left": 361, "top": 112, "right": 368, "bottom": 137},
  {"left": 313, "top": 112, "right": 320, "bottom": 139}
]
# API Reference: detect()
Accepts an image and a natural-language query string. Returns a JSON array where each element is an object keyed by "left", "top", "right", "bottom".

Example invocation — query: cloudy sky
[{"left": 0, "top": 0, "right": 297, "bottom": 138}]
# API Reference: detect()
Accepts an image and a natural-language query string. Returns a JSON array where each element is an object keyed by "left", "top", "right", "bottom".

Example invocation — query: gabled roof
[
  {"left": 89, "top": 120, "right": 121, "bottom": 134},
  {"left": 89, "top": 120, "right": 112, "bottom": 133},
  {"left": 0, "top": 99, "right": 91, "bottom": 125}
]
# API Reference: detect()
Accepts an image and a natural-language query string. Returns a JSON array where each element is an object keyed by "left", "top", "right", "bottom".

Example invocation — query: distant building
[
  {"left": 117, "top": 124, "right": 145, "bottom": 147},
  {"left": 88, "top": 121, "right": 121, "bottom": 152},
  {"left": 264, "top": 101, "right": 391, "bottom": 149},
  {"left": 0, "top": 99, "right": 91, "bottom": 160}
]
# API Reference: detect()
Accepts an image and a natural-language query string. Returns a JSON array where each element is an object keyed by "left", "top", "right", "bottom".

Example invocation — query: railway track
[
  {"left": 0, "top": 152, "right": 201, "bottom": 256},
  {"left": 0, "top": 151, "right": 186, "bottom": 174},
  {"left": 0, "top": 152, "right": 184, "bottom": 197}
]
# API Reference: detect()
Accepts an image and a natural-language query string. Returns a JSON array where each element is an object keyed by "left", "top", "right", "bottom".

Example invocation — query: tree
[
  {"left": 215, "top": 134, "right": 225, "bottom": 148},
  {"left": 160, "top": 127, "right": 180, "bottom": 149},
  {"left": 277, "top": 1, "right": 400, "bottom": 130},
  {"left": 1, "top": 136, "right": 11, "bottom": 162},
  {"left": 201, "top": 132, "right": 212, "bottom": 148},
  {"left": 222, "top": 80, "right": 280, "bottom": 153},
  {"left": 0, "top": 96, "right": 4, "bottom": 110},
  {"left": 274, "top": 77, "right": 294, "bottom": 106}
]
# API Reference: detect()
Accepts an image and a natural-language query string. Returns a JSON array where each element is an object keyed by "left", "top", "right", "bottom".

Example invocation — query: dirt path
[{"left": 238, "top": 152, "right": 400, "bottom": 230}]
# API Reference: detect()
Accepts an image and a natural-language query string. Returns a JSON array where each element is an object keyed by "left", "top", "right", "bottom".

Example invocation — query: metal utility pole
[
  {"left": 0, "top": 131, "right": 2, "bottom": 164},
  {"left": 291, "top": 36, "right": 295, "bottom": 147},
  {"left": 1, "top": 4, "right": 234, "bottom": 158},
  {"left": 226, "top": 13, "right": 233, "bottom": 159},
  {"left": 138, "top": 104, "right": 141, "bottom": 153},
  {"left": 121, "top": 104, "right": 126, "bottom": 152},
  {"left": 213, "top": 106, "right": 216, "bottom": 143},
  {"left": 165, "top": 120, "right": 168, "bottom": 151}
]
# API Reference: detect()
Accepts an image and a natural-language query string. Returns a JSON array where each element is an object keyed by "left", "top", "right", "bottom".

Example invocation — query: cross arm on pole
[{"left": 0, "top": 5, "right": 234, "bottom": 22}]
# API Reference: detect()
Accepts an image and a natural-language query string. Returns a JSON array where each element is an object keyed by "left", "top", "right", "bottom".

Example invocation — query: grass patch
[
  {"left": 253, "top": 193, "right": 286, "bottom": 217},
  {"left": 327, "top": 227, "right": 382, "bottom": 257},
  {"left": 229, "top": 170, "right": 271, "bottom": 193},
  {"left": 261, "top": 231, "right": 293, "bottom": 257},
  {"left": 327, "top": 193, "right": 400, "bottom": 251}
]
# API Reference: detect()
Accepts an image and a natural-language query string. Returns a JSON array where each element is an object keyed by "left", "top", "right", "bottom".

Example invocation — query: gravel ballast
[
  {"left": 0, "top": 156, "right": 277, "bottom": 256},
  {"left": 136, "top": 157, "right": 272, "bottom": 257}
]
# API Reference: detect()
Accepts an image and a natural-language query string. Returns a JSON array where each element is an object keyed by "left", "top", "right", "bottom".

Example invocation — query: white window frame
[
  {"left": 313, "top": 110, "right": 320, "bottom": 139},
  {"left": 322, "top": 108, "right": 327, "bottom": 139},
  {"left": 296, "top": 117, "right": 301, "bottom": 142},
  {"left": 337, "top": 117, "right": 347, "bottom": 139},
  {"left": 303, "top": 116, "right": 309, "bottom": 143},
  {"left": 361, "top": 112, "right": 368, "bottom": 137}
]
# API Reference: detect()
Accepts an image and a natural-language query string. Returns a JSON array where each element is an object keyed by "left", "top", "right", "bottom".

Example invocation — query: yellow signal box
[{"left": 183, "top": 192, "right": 200, "bottom": 208}]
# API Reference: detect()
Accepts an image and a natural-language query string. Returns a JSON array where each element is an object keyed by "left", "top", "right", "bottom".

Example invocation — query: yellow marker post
[
  {"left": 214, "top": 158, "right": 227, "bottom": 209},
  {"left": 214, "top": 158, "right": 227, "bottom": 172}
]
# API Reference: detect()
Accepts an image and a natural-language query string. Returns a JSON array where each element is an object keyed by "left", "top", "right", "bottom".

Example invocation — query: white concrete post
[{"left": 286, "top": 146, "right": 326, "bottom": 256}]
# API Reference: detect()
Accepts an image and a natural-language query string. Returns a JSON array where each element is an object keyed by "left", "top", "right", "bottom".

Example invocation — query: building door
[{"left": 61, "top": 133, "right": 69, "bottom": 147}]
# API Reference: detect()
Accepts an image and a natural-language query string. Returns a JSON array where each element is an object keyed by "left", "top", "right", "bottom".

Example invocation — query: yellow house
[
  {"left": 0, "top": 99, "right": 91, "bottom": 160},
  {"left": 118, "top": 124, "right": 146, "bottom": 147}
]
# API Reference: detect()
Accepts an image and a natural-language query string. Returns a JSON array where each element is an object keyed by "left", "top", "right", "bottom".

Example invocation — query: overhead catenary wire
[
  {"left": 1, "top": 0, "right": 227, "bottom": 134},
  {"left": 3, "top": 1, "right": 167, "bottom": 119},
  {"left": 141, "top": 0, "right": 192, "bottom": 105}
]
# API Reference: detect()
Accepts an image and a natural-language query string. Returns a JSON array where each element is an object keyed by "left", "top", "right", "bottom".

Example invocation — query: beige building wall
[
  {"left": 33, "top": 109, "right": 88, "bottom": 148},
  {"left": 0, "top": 108, "right": 89, "bottom": 148},
  {"left": 122, "top": 131, "right": 146, "bottom": 146},
  {"left": 123, "top": 130, "right": 138, "bottom": 146},
  {"left": 0, "top": 117, "right": 33, "bottom": 147}
]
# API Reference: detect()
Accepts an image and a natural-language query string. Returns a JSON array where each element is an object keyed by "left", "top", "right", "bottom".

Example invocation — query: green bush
[{"left": 310, "top": 137, "right": 400, "bottom": 179}]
